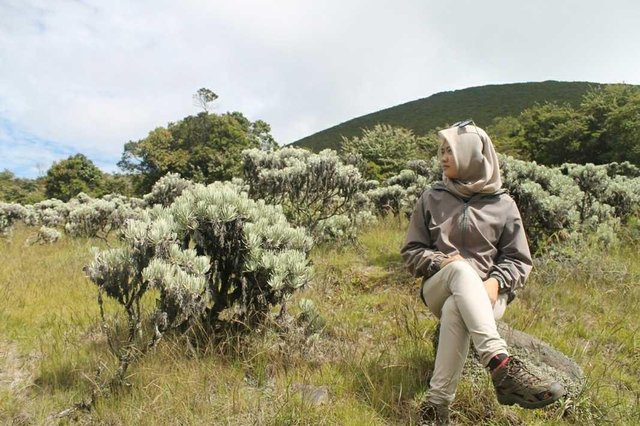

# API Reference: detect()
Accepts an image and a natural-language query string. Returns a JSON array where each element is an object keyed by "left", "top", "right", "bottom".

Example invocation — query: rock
[
  {"left": 432, "top": 320, "right": 585, "bottom": 397},
  {"left": 497, "top": 321, "right": 584, "bottom": 384},
  {"left": 495, "top": 321, "right": 585, "bottom": 398}
]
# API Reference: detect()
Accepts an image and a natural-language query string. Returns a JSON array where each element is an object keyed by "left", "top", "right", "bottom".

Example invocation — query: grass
[{"left": 0, "top": 219, "right": 638, "bottom": 425}]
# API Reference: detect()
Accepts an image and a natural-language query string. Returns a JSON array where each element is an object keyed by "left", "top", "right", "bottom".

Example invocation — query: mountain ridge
[{"left": 290, "top": 80, "right": 606, "bottom": 151}]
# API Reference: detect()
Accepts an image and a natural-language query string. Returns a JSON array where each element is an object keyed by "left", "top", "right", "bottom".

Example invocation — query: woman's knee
[{"left": 444, "top": 260, "right": 481, "bottom": 284}]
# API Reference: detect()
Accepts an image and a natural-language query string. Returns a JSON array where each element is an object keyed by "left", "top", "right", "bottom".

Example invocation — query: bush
[
  {"left": 27, "top": 226, "right": 62, "bottom": 245},
  {"left": 499, "top": 156, "right": 582, "bottom": 249},
  {"left": 242, "top": 147, "right": 367, "bottom": 243},
  {"left": 142, "top": 173, "right": 193, "bottom": 207},
  {"left": 0, "top": 202, "right": 28, "bottom": 237},
  {"left": 86, "top": 181, "right": 314, "bottom": 330},
  {"left": 368, "top": 163, "right": 435, "bottom": 218},
  {"left": 561, "top": 163, "right": 640, "bottom": 222},
  {"left": 64, "top": 193, "right": 143, "bottom": 239}
]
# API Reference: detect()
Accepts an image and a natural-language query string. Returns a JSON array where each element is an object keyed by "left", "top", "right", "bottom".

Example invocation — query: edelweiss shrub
[
  {"left": 27, "top": 226, "right": 62, "bottom": 245},
  {"left": 0, "top": 202, "right": 28, "bottom": 237},
  {"left": 85, "top": 215, "right": 209, "bottom": 380},
  {"left": 25, "top": 199, "right": 69, "bottom": 227},
  {"left": 604, "top": 161, "right": 640, "bottom": 178},
  {"left": 103, "top": 193, "right": 146, "bottom": 210},
  {"left": 562, "top": 163, "right": 640, "bottom": 222},
  {"left": 87, "top": 181, "right": 313, "bottom": 332},
  {"left": 406, "top": 157, "right": 442, "bottom": 182},
  {"left": 368, "top": 168, "right": 433, "bottom": 217},
  {"left": 65, "top": 194, "right": 143, "bottom": 239},
  {"left": 315, "top": 211, "right": 376, "bottom": 244},
  {"left": 242, "top": 147, "right": 366, "bottom": 242},
  {"left": 499, "top": 156, "right": 582, "bottom": 249},
  {"left": 604, "top": 176, "right": 640, "bottom": 220},
  {"left": 143, "top": 173, "right": 193, "bottom": 207},
  {"left": 169, "top": 182, "right": 313, "bottom": 322},
  {"left": 367, "top": 184, "right": 405, "bottom": 216},
  {"left": 561, "top": 163, "right": 613, "bottom": 222}
]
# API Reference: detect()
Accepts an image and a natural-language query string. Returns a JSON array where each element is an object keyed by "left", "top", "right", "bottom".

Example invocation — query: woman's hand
[
  {"left": 483, "top": 277, "right": 499, "bottom": 306},
  {"left": 440, "top": 254, "right": 464, "bottom": 268}
]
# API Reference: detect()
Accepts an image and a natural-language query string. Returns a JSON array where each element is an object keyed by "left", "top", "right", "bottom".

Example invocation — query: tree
[
  {"left": 45, "top": 154, "right": 104, "bottom": 201},
  {"left": 486, "top": 116, "right": 525, "bottom": 158},
  {"left": 502, "top": 84, "right": 640, "bottom": 165},
  {"left": 0, "top": 170, "right": 46, "bottom": 204},
  {"left": 340, "top": 124, "right": 437, "bottom": 180},
  {"left": 518, "top": 102, "right": 587, "bottom": 165},
  {"left": 192, "top": 88, "right": 218, "bottom": 112},
  {"left": 119, "top": 111, "right": 272, "bottom": 194},
  {"left": 579, "top": 84, "right": 640, "bottom": 163}
]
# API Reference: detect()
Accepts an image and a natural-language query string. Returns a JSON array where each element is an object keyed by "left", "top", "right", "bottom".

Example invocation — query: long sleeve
[
  {"left": 401, "top": 192, "right": 449, "bottom": 278},
  {"left": 489, "top": 200, "right": 533, "bottom": 293}
]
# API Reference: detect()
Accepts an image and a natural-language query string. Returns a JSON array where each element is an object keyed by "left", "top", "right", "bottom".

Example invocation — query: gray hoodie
[{"left": 401, "top": 181, "right": 532, "bottom": 298}]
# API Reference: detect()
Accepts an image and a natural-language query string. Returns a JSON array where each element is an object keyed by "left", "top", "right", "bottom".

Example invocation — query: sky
[{"left": 1, "top": 0, "right": 639, "bottom": 178}]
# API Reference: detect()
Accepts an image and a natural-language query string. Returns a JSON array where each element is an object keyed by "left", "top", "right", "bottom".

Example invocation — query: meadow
[{"left": 1, "top": 217, "right": 638, "bottom": 425}]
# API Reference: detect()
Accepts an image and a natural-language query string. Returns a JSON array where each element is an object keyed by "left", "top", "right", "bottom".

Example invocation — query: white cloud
[{"left": 1, "top": 0, "right": 639, "bottom": 177}]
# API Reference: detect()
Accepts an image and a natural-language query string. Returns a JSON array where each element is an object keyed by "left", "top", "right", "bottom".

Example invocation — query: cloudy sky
[{"left": 1, "top": 0, "right": 639, "bottom": 178}]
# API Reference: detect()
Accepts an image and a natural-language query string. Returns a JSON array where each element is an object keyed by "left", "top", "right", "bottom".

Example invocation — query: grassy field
[{"left": 0, "top": 219, "right": 638, "bottom": 425}]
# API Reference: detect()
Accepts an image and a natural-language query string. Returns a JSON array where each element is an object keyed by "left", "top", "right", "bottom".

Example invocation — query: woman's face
[{"left": 440, "top": 140, "right": 458, "bottom": 179}]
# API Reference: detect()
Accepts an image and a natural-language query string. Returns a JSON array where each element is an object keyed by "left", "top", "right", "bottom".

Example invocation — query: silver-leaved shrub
[
  {"left": 142, "top": 173, "right": 193, "bottom": 207},
  {"left": 0, "top": 202, "right": 28, "bottom": 237},
  {"left": 242, "top": 147, "right": 367, "bottom": 243},
  {"left": 86, "top": 181, "right": 313, "bottom": 333}
]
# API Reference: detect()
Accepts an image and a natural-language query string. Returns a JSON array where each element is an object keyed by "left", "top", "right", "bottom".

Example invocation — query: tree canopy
[
  {"left": 118, "top": 111, "right": 276, "bottom": 194},
  {"left": 0, "top": 170, "right": 46, "bottom": 204},
  {"left": 45, "top": 154, "right": 104, "bottom": 201},
  {"left": 497, "top": 85, "right": 640, "bottom": 165}
]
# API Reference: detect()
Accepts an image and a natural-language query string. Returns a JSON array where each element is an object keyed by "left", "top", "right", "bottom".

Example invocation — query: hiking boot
[
  {"left": 418, "top": 400, "right": 450, "bottom": 425},
  {"left": 492, "top": 356, "right": 565, "bottom": 409}
]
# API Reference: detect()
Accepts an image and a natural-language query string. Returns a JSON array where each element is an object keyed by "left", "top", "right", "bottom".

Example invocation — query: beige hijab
[{"left": 437, "top": 123, "right": 502, "bottom": 198}]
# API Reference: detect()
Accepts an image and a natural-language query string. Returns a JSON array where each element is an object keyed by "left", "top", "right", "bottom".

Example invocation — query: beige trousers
[{"left": 421, "top": 260, "right": 509, "bottom": 404}]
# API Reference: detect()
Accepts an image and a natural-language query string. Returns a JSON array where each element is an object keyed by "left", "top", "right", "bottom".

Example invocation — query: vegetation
[
  {"left": 242, "top": 147, "right": 373, "bottom": 242},
  {"left": 1, "top": 218, "right": 638, "bottom": 424},
  {"left": 0, "top": 170, "right": 46, "bottom": 204},
  {"left": 1, "top": 83, "right": 639, "bottom": 424},
  {"left": 292, "top": 81, "right": 602, "bottom": 152},
  {"left": 340, "top": 124, "right": 438, "bottom": 180},
  {"left": 118, "top": 111, "right": 274, "bottom": 194},
  {"left": 44, "top": 154, "right": 104, "bottom": 202},
  {"left": 499, "top": 85, "right": 640, "bottom": 165}
]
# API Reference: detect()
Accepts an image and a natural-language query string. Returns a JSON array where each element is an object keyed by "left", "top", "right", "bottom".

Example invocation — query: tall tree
[
  {"left": 192, "top": 88, "right": 218, "bottom": 112},
  {"left": 45, "top": 154, "right": 104, "bottom": 201},
  {"left": 119, "top": 111, "right": 273, "bottom": 193},
  {"left": 497, "top": 84, "right": 640, "bottom": 165}
]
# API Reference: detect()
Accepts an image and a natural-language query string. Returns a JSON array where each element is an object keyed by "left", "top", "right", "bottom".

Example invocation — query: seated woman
[{"left": 401, "top": 120, "right": 564, "bottom": 425}]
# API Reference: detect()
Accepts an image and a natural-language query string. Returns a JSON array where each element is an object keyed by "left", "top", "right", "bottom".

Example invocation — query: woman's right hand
[{"left": 440, "top": 254, "right": 464, "bottom": 268}]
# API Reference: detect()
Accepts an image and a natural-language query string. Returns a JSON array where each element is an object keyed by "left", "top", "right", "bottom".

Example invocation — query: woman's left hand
[{"left": 483, "top": 278, "right": 499, "bottom": 306}]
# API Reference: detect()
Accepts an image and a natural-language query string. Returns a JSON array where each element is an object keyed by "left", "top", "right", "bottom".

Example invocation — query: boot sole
[{"left": 497, "top": 392, "right": 562, "bottom": 409}]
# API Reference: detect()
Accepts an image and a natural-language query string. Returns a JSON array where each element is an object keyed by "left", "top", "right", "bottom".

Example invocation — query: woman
[{"left": 401, "top": 121, "right": 564, "bottom": 425}]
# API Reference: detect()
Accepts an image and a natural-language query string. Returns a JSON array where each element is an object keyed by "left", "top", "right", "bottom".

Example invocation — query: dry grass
[{"left": 0, "top": 219, "right": 638, "bottom": 425}]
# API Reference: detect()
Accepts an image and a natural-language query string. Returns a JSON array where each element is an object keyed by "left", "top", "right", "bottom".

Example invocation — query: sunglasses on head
[
  {"left": 452, "top": 119, "right": 475, "bottom": 128},
  {"left": 451, "top": 119, "right": 484, "bottom": 143}
]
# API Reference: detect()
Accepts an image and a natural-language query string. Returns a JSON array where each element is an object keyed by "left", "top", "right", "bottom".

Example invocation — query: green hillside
[{"left": 292, "top": 81, "right": 602, "bottom": 152}]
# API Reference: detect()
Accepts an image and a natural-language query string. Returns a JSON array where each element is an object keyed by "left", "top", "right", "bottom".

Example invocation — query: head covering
[{"left": 437, "top": 122, "right": 502, "bottom": 198}]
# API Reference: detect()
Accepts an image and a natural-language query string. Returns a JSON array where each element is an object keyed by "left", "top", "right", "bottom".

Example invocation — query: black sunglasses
[
  {"left": 451, "top": 119, "right": 484, "bottom": 142},
  {"left": 452, "top": 119, "right": 475, "bottom": 128}
]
